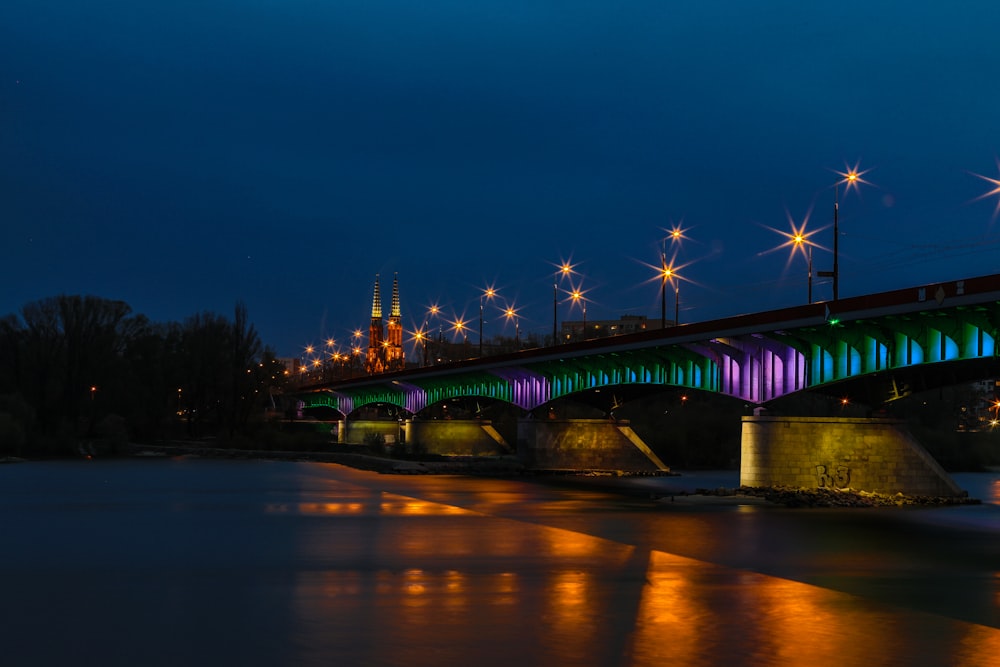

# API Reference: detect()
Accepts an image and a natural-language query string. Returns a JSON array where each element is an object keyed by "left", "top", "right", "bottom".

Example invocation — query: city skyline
[{"left": 3, "top": 2, "right": 1000, "bottom": 356}]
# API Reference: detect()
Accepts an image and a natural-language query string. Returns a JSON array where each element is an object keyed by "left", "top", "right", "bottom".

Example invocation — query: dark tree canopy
[{"left": 0, "top": 295, "right": 284, "bottom": 456}]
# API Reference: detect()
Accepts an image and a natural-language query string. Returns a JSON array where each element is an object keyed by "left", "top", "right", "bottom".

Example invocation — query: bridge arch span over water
[{"left": 299, "top": 274, "right": 1000, "bottom": 414}]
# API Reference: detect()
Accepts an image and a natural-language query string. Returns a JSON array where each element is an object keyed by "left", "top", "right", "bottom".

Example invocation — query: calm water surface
[{"left": 1, "top": 459, "right": 997, "bottom": 667}]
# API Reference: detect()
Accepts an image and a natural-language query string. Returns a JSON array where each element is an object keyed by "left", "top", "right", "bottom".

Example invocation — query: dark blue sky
[{"left": 3, "top": 1, "right": 1000, "bottom": 357}]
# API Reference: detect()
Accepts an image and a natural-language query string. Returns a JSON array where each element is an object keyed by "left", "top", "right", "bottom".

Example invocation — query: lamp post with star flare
[
  {"left": 819, "top": 163, "right": 870, "bottom": 301},
  {"left": 479, "top": 286, "right": 498, "bottom": 357},
  {"left": 552, "top": 260, "right": 575, "bottom": 345},
  {"left": 660, "top": 224, "right": 688, "bottom": 328},
  {"left": 762, "top": 207, "right": 824, "bottom": 304}
]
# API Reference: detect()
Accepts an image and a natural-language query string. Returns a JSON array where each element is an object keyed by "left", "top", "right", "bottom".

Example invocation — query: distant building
[
  {"left": 365, "top": 273, "right": 405, "bottom": 374},
  {"left": 560, "top": 314, "right": 667, "bottom": 342}
]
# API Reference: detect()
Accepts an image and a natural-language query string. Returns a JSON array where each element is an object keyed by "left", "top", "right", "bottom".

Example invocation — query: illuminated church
[{"left": 365, "top": 273, "right": 405, "bottom": 374}]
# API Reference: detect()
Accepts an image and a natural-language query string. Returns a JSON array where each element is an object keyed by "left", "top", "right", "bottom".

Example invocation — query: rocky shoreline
[{"left": 690, "top": 485, "right": 981, "bottom": 508}]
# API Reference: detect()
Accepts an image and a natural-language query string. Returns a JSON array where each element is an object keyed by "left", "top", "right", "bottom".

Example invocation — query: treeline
[{"left": 0, "top": 295, "right": 287, "bottom": 457}]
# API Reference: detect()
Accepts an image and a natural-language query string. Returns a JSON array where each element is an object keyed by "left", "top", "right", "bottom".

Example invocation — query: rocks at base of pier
[{"left": 693, "top": 485, "right": 981, "bottom": 508}]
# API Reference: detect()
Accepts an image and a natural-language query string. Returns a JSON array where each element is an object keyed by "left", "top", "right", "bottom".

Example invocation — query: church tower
[
  {"left": 386, "top": 273, "right": 404, "bottom": 370},
  {"left": 365, "top": 274, "right": 385, "bottom": 374}
]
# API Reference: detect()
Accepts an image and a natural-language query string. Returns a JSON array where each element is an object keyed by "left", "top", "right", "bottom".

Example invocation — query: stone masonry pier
[
  {"left": 741, "top": 416, "right": 964, "bottom": 497},
  {"left": 517, "top": 419, "right": 669, "bottom": 472}
]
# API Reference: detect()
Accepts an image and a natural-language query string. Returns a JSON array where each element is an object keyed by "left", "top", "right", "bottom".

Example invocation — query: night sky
[{"left": 3, "top": 1, "right": 1000, "bottom": 358}]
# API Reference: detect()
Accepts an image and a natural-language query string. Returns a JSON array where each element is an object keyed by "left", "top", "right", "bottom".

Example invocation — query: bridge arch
[{"left": 295, "top": 275, "right": 1000, "bottom": 415}]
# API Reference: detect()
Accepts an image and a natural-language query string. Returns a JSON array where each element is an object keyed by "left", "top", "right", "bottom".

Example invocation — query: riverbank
[
  {"left": 128, "top": 442, "right": 531, "bottom": 475},
  {"left": 121, "top": 443, "right": 986, "bottom": 508}
]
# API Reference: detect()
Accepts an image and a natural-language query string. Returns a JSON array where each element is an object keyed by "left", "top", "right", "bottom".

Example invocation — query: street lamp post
[
  {"left": 414, "top": 331, "right": 428, "bottom": 367},
  {"left": 570, "top": 288, "right": 586, "bottom": 341},
  {"left": 790, "top": 231, "right": 813, "bottom": 304},
  {"left": 769, "top": 208, "right": 818, "bottom": 305},
  {"left": 659, "top": 265, "right": 680, "bottom": 328},
  {"left": 673, "top": 282, "right": 679, "bottom": 326},
  {"left": 818, "top": 189, "right": 842, "bottom": 300},
  {"left": 349, "top": 330, "right": 363, "bottom": 376},
  {"left": 479, "top": 287, "right": 497, "bottom": 357},
  {"left": 660, "top": 242, "right": 667, "bottom": 329},
  {"left": 552, "top": 282, "right": 558, "bottom": 345},
  {"left": 807, "top": 245, "right": 813, "bottom": 304},
  {"left": 819, "top": 166, "right": 862, "bottom": 301},
  {"left": 660, "top": 225, "right": 686, "bottom": 327},
  {"left": 552, "top": 261, "right": 574, "bottom": 346},
  {"left": 451, "top": 317, "right": 470, "bottom": 359},
  {"left": 423, "top": 305, "right": 442, "bottom": 364},
  {"left": 504, "top": 306, "right": 520, "bottom": 349}
]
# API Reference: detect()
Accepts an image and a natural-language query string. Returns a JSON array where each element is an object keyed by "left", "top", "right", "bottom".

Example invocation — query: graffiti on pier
[{"left": 816, "top": 464, "right": 851, "bottom": 489}]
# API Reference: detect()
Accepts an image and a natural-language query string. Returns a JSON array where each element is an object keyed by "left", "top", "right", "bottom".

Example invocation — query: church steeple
[
  {"left": 366, "top": 274, "right": 385, "bottom": 374},
  {"left": 390, "top": 273, "right": 401, "bottom": 318},
  {"left": 386, "top": 272, "right": 404, "bottom": 370},
  {"left": 371, "top": 274, "right": 382, "bottom": 319}
]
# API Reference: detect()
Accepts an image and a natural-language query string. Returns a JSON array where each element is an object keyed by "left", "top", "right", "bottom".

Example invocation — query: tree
[
  {"left": 176, "top": 310, "right": 230, "bottom": 437},
  {"left": 223, "top": 302, "right": 262, "bottom": 437}
]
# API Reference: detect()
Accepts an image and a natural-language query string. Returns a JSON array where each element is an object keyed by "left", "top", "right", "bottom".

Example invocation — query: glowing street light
[
  {"left": 420, "top": 304, "right": 444, "bottom": 363},
  {"left": 661, "top": 265, "right": 680, "bottom": 328},
  {"left": 412, "top": 328, "right": 429, "bottom": 366},
  {"left": 350, "top": 329, "right": 364, "bottom": 374},
  {"left": 660, "top": 246, "right": 668, "bottom": 329},
  {"left": 480, "top": 286, "right": 498, "bottom": 356},
  {"left": 569, "top": 287, "right": 587, "bottom": 340},
  {"left": 451, "top": 316, "right": 469, "bottom": 341},
  {"left": 552, "top": 259, "right": 576, "bottom": 345},
  {"left": 504, "top": 304, "right": 520, "bottom": 348},
  {"left": 795, "top": 234, "right": 813, "bottom": 304},
  {"left": 821, "top": 162, "right": 872, "bottom": 301},
  {"left": 660, "top": 224, "right": 689, "bottom": 327},
  {"left": 764, "top": 207, "right": 824, "bottom": 303}
]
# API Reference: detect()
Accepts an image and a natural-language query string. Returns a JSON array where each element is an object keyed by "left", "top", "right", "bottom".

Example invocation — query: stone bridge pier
[
  {"left": 516, "top": 419, "right": 669, "bottom": 472},
  {"left": 740, "top": 416, "right": 964, "bottom": 497},
  {"left": 340, "top": 416, "right": 669, "bottom": 472},
  {"left": 338, "top": 418, "right": 511, "bottom": 456}
]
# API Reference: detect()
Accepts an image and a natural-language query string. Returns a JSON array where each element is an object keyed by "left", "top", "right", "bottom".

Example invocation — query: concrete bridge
[{"left": 296, "top": 274, "right": 1000, "bottom": 497}]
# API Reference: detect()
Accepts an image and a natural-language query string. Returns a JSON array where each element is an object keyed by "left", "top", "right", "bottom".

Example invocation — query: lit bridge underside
[{"left": 298, "top": 275, "right": 1000, "bottom": 417}]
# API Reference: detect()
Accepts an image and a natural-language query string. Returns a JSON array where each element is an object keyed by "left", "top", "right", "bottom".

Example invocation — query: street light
[
  {"left": 661, "top": 224, "right": 689, "bottom": 327},
  {"left": 479, "top": 286, "right": 497, "bottom": 357},
  {"left": 351, "top": 329, "right": 363, "bottom": 375},
  {"left": 422, "top": 304, "right": 443, "bottom": 363},
  {"left": 412, "top": 329, "right": 428, "bottom": 366},
  {"left": 323, "top": 338, "right": 339, "bottom": 379},
  {"left": 797, "top": 235, "right": 813, "bottom": 304},
  {"left": 450, "top": 316, "right": 471, "bottom": 359},
  {"left": 820, "top": 162, "right": 870, "bottom": 301},
  {"left": 661, "top": 266, "right": 679, "bottom": 327},
  {"left": 451, "top": 316, "right": 469, "bottom": 340},
  {"left": 765, "top": 208, "right": 822, "bottom": 304},
  {"left": 504, "top": 304, "right": 520, "bottom": 348},
  {"left": 552, "top": 260, "right": 575, "bottom": 345},
  {"left": 660, "top": 243, "right": 667, "bottom": 329},
  {"left": 570, "top": 287, "right": 587, "bottom": 341}
]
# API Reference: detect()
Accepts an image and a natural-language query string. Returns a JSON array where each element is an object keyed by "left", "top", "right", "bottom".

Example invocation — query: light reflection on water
[
  {"left": 1, "top": 460, "right": 998, "bottom": 667},
  {"left": 290, "top": 538, "right": 1000, "bottom": 667},
  {"left": 265, "top": 499, "right": 468, "bottom": 516},
  {"left": 285, "top": 485, "right": 1000, "bottom": 667}
]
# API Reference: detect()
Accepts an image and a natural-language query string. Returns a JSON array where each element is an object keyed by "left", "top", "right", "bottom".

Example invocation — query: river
[{"left": 1, "top": 459, "right": 997, "bottom": 666}]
